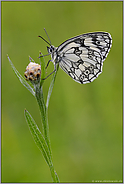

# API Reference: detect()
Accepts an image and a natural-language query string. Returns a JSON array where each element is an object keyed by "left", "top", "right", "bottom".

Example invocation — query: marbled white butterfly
[{"left": 39, "top": 29, "right": 112, "bottom": 84}]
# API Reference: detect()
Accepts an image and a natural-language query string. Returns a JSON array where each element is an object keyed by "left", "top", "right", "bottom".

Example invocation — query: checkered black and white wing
[{"left": 55, "top": 32, "right": 112, "bottom": 84}]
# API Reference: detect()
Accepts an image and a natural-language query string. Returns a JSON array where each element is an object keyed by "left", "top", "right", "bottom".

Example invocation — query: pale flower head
[{"left": 24, "top": 62, "right": 41, "bottom": 85}]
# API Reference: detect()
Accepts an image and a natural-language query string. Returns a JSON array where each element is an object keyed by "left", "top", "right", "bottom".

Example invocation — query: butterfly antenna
[
  {"left": 38, "top": 35, "right": 51, "bottom": 46},
  {"left": 44, "top": 28, "right": 52, "bottom": 45}
]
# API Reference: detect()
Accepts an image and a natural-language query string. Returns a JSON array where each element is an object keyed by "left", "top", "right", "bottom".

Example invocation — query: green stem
[
  {"left": 50, "top": 165, "right": 60, "bottom": 183},
  {"left": 35, "top": 64, "right": 59, "bottom": 182},
  {"left": 45, "top": 66, "right": 60, "bottom": 182},
  {"left": 39, "top": 52, "right": 45, "bottom": 87},
  {"left": 35, "top": 84, "right": 51, "bottom": 153},
  {"left": 46, "top": 64, "right": 59, "bottom": 109},
  {"left": 35, "top": 85, "right": 59, "bottom": 182}
]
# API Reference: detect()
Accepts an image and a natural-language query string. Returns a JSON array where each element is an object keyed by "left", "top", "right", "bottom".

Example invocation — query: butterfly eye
[
  {"left": 47, "top": 45, "right": 55, "bottom": 53},
  {"left": 50, "top": 47, "right": 53, "bottom": 52}
]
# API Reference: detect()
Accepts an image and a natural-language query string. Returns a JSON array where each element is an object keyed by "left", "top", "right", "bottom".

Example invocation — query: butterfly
[{"left": 39, "top": 29, "right": 112, "bottom": 84}]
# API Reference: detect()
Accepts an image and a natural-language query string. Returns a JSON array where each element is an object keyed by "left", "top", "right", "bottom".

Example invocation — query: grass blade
[
  {"left": 24, "top": 109, "right": 52, "bottom": 167},
  {"left": 46, "top": 64, "right": 59, "bottom": 109},
  {"left": 7, "top": 55, "right": 35, "bottom": 96}
]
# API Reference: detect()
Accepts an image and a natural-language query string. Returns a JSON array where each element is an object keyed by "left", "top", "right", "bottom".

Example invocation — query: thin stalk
[
  {"left": 35, "top": 84, "right": 59, "bottom": 182},
  {"left": 35, "top": 84, "right": 51, "bottom": 155},
  {"left": 46, "top": 64, "right": 59, "bottom": 109},
  {"left": 50, "top": 165, "right": 60, "bottom": 183},
  {"left": 39, "top": 52, "right": 45, "bottom": 87}
]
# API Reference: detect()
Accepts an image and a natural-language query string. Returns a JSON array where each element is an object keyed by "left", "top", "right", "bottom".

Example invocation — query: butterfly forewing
[{"left": 51, "top": 32, "right": 112, "bottom": 84}]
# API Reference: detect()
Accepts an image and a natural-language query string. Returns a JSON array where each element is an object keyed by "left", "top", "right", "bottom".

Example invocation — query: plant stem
[
  {"left": 50, "top": 165, "right": 60, "bottom": 183},
  {"left": 35, "top": 84, "right": 51, "bottom": 154},
  {"left": 34, "top": 62, "right": 59, "bottom": 182},
  {"left": 35, "top": 84, "right": 59, "bottom": 182},
  {"left": 46, "top": 64, "right": 59, "bottom": 109}
]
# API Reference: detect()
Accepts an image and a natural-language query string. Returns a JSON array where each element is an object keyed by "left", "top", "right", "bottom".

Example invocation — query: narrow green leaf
[
  {"left": 35, "top": 85, "right": 52, "bottom": 157},
  {"left": 46, "top": 64, "right": 59, "bottom": 109},
  {"left": 24, "top": 109, "right": 52, "bottom": 167},
  {"left": 7, "top": 55, "right": 35, "bottom": 96},
  {"left": 39, "top": 52, "right": 45, "bottom": 87},
  {"left": 50, "top": 167, "right": 60, "bottom": 183},
  {"left": 24, "top": 109, "right": 60, "bottom": 182}
]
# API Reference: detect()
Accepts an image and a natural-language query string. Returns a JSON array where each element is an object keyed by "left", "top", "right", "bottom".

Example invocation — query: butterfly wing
[{"left": 56, "top": 32, "right": 112, "bottom": 84}]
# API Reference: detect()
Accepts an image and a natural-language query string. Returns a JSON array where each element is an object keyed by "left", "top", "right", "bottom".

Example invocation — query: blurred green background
[{"left": 2, "top": 1, "right": 122, "bottom": 183}]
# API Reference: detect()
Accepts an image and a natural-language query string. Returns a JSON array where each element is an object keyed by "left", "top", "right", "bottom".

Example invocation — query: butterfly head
[{"left": 47, "top": 45, "right": 56, "bottom": 54}]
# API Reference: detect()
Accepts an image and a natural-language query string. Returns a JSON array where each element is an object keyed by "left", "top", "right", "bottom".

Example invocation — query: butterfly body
[{"left": 46, "top": 32, "right": 112, "bottom": 84}]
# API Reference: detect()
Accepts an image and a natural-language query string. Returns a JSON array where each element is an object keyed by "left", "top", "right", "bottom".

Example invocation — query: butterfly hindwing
[{"left": 55, "top": 32, "right": 112, "bottom": 84}]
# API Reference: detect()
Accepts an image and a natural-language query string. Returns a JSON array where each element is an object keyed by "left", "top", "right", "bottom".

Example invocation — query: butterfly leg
[
  {"left": 42, "top": 69, "right": 56, "bottom": 80},
  {"left": 42, "top": 63, "right": 57, "bottom": 80},
  {"left": 45, "top": 60, "right": 52, "bottom": 69}
]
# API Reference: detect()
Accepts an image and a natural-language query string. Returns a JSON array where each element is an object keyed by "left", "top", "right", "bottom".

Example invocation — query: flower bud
[{"left": 24, "top": 62, "right": 41, "bottom": 84}]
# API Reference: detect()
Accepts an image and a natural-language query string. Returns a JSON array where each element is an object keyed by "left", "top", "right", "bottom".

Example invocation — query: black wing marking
[{"left": 56, "top": 32, "right": 112, "bottom": 84}]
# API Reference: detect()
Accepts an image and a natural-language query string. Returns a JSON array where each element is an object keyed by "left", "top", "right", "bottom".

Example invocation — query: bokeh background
[{"left": 2, "top": 1, "right": 122, "bottom": 183}]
